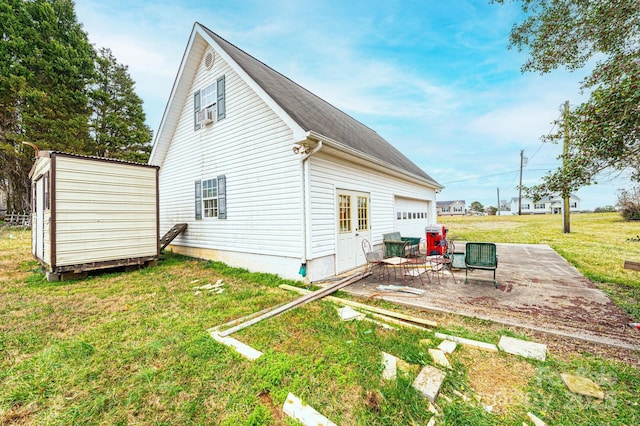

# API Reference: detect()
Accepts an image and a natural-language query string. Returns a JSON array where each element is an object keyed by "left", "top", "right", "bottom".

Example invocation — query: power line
[
  {"left": 440, "top": 168, "right": 552, "bottom": 185},
  {"left": 526, "top": 110, "right": 562, "bottom": 163}
]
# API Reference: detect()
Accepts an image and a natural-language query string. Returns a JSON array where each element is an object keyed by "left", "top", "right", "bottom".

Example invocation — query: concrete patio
[{"left": 342, "top": 243, "right": 640, "bottom": 351}]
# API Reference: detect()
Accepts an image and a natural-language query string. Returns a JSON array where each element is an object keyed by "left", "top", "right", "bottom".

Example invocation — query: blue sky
[{"left": 74, "top": 0, "right": 630, "bottom": 210}]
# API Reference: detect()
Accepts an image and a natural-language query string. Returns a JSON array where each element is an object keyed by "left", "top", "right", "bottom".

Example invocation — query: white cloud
[{"left": 72, "top": 0, "right": 624, "bottom": 210}]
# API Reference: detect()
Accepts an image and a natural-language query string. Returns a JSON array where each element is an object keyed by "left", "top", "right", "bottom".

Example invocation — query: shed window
[
  {"left": 44, "top": 173, "right": 50, "bottom": 210},
  {"left": 195, "top": 175, "right": 227, "bottom": 220}
]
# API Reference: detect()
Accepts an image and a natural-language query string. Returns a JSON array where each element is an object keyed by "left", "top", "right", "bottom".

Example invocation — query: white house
[
  {"left": 436, "top": 200, "right": 466, "bottom": 216},
  {"left": 509, "top": 195, "right": 581, "bottom": 215},
  {"left": 149, "top": 23, "right": 442, "bottom": 282}
]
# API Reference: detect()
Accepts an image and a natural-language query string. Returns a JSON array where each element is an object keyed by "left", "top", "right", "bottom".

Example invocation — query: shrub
[{"left": 617, "top": 187, "right": 640, "bottom": 220}]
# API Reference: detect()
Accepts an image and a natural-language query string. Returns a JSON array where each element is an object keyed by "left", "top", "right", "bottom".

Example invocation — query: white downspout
[{"left": 298, "top": 140, "right": 323, "bottom": 278}]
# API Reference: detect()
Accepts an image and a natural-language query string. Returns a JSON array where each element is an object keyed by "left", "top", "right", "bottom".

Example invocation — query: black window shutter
[
  {"left": 216, "top": 75, "right": 226, "bottom": 120},
  {"left": 194, "top": 91, "right": 201, "bottom": 131},
  {"left": 217, "top": 175, "right": 226, "bottom": 219},
  {"left": 195, "top": 180, "right": 202, "bottom": 220}
]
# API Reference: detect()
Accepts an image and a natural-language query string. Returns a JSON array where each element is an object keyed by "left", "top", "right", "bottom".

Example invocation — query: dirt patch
[
  {"left": 258, "top": 391, "right": 285, "bottom": 425},
  {"left": 455, "top": 347, "right": 536, "bottom": 414},
  {"left": 0, "top": 401, "right": 38, "bottom": 425}
]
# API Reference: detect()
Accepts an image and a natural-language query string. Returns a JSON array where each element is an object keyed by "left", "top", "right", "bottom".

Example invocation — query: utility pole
[
  {"left": 563, "top": 100, "right": 571, "bottom": 233},
  {"left": 497, "top": 187, "right": 500, "bottom": 216},
  {"left": 518, "top": 149, "right": 524, "bottom": 215}
]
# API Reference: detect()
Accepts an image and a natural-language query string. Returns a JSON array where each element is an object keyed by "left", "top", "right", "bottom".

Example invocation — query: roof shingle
[{"left": 201, "top": 24, "right": 440, "bottom": 187}]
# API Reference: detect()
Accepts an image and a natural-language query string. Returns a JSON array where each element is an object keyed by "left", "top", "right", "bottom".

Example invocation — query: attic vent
[{"left": 204, "top": 49, "right": 215, "bottom": 70}]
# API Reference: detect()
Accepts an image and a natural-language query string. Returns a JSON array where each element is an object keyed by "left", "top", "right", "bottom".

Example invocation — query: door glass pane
[
  {"left": 357, "top": 196, "right": 369, "bottom": 231},
  {"left": 338, "top": 194, "right": 351, "bottom": 233}
]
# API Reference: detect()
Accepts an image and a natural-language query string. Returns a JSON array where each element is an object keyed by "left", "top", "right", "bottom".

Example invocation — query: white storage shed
[{"left": 29, "top": 151, "right": 160, "bottom": 281}]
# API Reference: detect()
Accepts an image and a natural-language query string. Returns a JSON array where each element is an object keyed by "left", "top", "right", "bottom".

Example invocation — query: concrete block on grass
[
  {"left": 527, "top": 411, "right": 548, "bottom": 426},
  {"left": 560, "top": 373, "right": 605, "bottom": 399},
  {"left": 412, "top": 365, "right": 446, "bottom": 403},
  {"left": 283, "top": 392, "right": 336, "bottom": 426},
  {"left": 428, "top": 348, "right": 452, "bottom": 369},
  {"left": 382, "top": 352, "right": 397, "bottom": 380},
  {"left": 337, "top": 306, "right": 364, "bottom": 321},
  {"left": 498, "top": 336, "right": 547, "bottom": 361},
  {"left": 438, "top": 339, "right": 457, "bottom": 354}
]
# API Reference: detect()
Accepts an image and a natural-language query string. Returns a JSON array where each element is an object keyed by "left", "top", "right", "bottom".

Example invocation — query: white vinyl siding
[
  {"left": 157, "top": 48, "right": 302, "bottom": 259},
  {"left": 53, "top": 156, "right": 158, "bottom": 266},
  {"left": 306, "top": 153, "right": 436, "bottom": 259}
]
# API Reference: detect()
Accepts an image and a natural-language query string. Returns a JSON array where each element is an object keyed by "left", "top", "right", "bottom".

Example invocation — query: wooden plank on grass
[
  {"left": 279, "top": 284, "right": 438, "bottom": 327},
  {"left": 370, "top": 313, "right": 431, "bottom": 330},
  {"left": 623, "top": 260, "right": 640, "bottom": 271},
  {"left": 209, "top": 331, "right": 263, "bottom": 360},
  {"left": 435, "top": 332, "right": 498, "bottom": 352},
  {"left": 218, "top": 272, "right": 367, "bottom": 337}
]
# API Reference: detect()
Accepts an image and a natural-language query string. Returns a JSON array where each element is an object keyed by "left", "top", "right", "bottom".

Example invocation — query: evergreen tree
[
  {"left": 1, "top": 0, "right": 152, "bottom": 211},
  {"left": 0, "top": 0, "right": 95, "bottom": 210},
  {"left": 89, "top": 48, "right": 152, "bottom": 163}
]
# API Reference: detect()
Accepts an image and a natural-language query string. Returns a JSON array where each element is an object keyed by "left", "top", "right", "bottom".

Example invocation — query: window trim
[{"left": 195, "top": 175, "right": 227, "bottom": 220}]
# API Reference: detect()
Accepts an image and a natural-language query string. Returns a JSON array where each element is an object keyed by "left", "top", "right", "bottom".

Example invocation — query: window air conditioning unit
[{"left": 197, "top": 107, "right": 216, "bottom": 126}]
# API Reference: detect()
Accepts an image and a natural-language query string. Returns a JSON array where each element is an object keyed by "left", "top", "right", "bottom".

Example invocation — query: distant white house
[
  {"left": 509, "top": 195, "right": 581, "bottom": 215},
  {"left": 436, "top": 200, "right": 466, "bottom": 216}
]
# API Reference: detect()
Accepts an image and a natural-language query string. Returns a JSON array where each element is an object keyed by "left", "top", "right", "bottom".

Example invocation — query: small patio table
[{"left": 381, "top": 256, "right": 409, "bottom": 282}]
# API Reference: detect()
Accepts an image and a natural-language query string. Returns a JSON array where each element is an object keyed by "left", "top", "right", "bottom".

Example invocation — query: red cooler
[{"left": 425, "top": 225, "right": 447, "bottom": 255}]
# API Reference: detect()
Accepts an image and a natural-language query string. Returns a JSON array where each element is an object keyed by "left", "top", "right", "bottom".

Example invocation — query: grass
[
  {"left": 440, "top": 212, "right": 640, "bottom": 319},
  {"left": 1, "top": 218, "right": 640, "bottom": 425}
]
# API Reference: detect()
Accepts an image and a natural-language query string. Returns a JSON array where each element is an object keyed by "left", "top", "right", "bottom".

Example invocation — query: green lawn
[{"left": 1, "top": 217, "right": 639, "bottom": 425}]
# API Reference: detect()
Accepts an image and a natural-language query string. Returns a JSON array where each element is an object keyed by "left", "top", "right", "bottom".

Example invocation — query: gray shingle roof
[
  {"left": 201, "top": 24, "right": 440, "bottom": 187},
  {"left": 436, "top": 200, "right": 465, "bottom": 207}
]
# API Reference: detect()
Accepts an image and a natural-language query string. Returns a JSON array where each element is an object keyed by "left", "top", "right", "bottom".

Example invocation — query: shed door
[
  {"left": 336, "top": 190, "right": 371, "bottom": 273},
  {"left": 34, "top": 177, "right": 45, "bottom": 260}
]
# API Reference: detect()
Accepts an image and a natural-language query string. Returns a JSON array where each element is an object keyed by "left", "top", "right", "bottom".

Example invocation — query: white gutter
[
  {"left": 305, "top": 130, "right": 443, "bottom": 190},
  {"left": 297, "top": 139, "right": 323, "bottom": 278}
]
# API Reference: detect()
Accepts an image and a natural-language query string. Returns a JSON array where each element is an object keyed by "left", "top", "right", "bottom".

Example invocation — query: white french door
[{"left": 336, "top": 190, "right": 371, "bottom": 273}]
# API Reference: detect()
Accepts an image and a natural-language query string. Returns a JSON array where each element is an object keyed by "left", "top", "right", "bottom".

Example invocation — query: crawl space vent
[{"left": 204, "top": 50, "right": 215, "bottom": 70}]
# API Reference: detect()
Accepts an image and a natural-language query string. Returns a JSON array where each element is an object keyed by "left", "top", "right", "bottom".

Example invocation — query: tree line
[{"left": 1, "top": 0, "right": 152, "bottom": 212}]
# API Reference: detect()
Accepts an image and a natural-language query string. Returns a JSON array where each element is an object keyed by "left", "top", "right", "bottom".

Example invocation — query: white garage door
[{"left": 394, "top": 196, "right": 431, "bottom": 238}]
